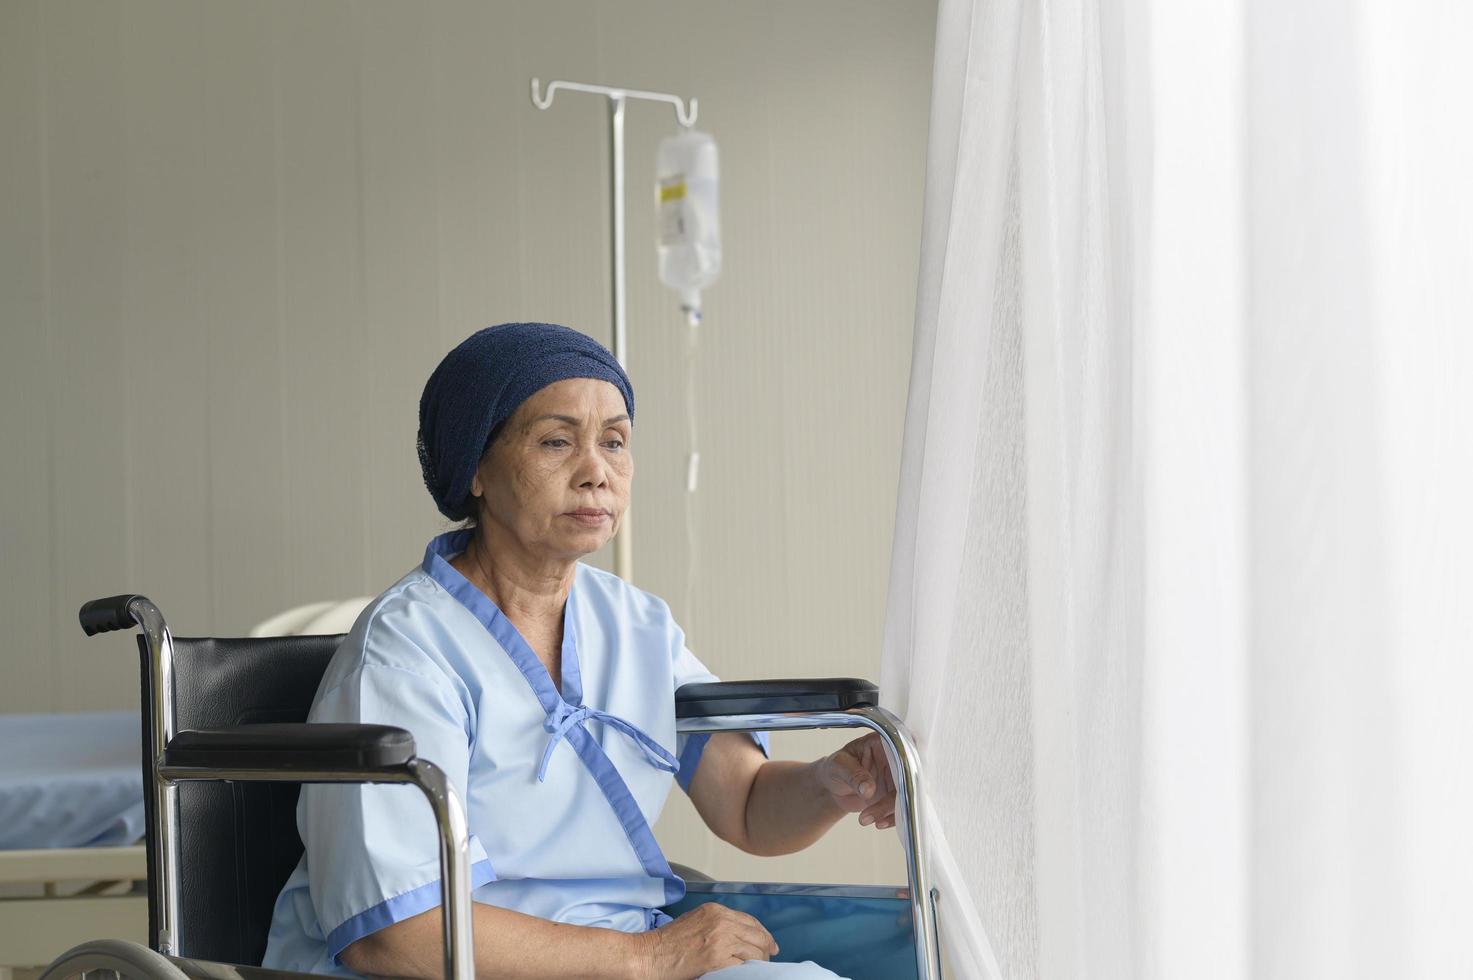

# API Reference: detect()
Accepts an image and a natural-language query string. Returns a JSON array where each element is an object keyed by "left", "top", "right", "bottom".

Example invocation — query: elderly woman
[{"left": 262, "top": 323, "right": 897, "bottom": 979}]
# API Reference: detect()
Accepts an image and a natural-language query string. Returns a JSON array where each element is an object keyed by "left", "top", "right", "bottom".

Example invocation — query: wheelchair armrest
[
  {"left": 675, "top": 678, "right": 879, "bottom": 718},
  {"left": 162, "top": 723, "right": 415, "bottom": 772}
]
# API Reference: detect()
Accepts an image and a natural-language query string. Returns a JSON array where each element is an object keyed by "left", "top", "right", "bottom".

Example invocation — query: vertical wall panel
[
  {"left": 273, "top": 0, "right": 373, "bottom": 603},
  {"left": 0, "top": 0, "right": 54, "bottom": 712},
  {"left": 431, "top": 0, "right": 525, "bottom": 348},
  {"left": 119, "top": 0, "right": 211, "bottom": 650},
  {"left": 359, "top": 2, "right": 454, "bottom": 581},
  {"left": 768, "top": 0, "right": 930, "bottom": 684},
  {"left": 42, "top": 0, "right": 133, "bottom": 711},
  {"left": 507, "top": 2, "right": 607, "bottom": 338},
  {"left": 195, "top": 3, "right": 291, "bottom": 634}
]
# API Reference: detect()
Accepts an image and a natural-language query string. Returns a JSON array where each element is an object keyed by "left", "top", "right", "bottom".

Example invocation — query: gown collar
[
  {"left": 420, "top": 530, "right": 675, "bottom": 782},
  {"left": 422, "top": 529, "right": 583, "bottom": 705}
]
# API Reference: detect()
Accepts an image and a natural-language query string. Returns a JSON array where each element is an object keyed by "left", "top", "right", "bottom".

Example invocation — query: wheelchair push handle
[{"left": 78, "top": 594, "right": 149, "bottom": 635}]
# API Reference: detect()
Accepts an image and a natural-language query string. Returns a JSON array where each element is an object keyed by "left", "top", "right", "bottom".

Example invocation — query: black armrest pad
[
  {"left": 675, "top": 679, "right": 879, "bottom": 718},
  {"left": 163, "top": 723, "right": 415, "bottom": 771}
]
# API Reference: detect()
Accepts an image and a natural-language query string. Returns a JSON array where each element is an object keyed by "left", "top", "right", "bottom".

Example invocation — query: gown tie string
[{"left": 538, "top": 700, "right": 679, "bottom": 783}]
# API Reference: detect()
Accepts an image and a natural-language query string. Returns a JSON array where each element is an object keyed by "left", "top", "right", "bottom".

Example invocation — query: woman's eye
[
  {"left": 542, "top": 438, "right": 571, "bottom": 448},
  {"left": 603, "top": 439, "right": 625, "bottom": 451}
]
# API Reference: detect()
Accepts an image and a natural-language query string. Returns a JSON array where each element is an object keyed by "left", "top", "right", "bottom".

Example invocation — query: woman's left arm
[{"left": 685, "top": 731, "right": 897, "bottom": 857}]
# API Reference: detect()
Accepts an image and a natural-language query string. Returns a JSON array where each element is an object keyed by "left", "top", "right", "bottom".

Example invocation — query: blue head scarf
[{"left": 417, "top": 322, "right": 634, "bottom": 521}]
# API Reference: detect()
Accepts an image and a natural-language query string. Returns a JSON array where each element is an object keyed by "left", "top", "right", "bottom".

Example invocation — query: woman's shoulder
[
  {"left": 309, "top": 569, "right": 481, "bottom": 722},
  {"left": 327, "top": 568, "right": 468, "bottom": 680},
  {"left": 574, "top": 561, "right": 678, "bottom": 627}
]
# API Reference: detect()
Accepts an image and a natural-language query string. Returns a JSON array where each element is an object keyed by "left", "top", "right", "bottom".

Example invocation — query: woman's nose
[{"left": 573, "top": 447, "right": 609, "bottom": 488}]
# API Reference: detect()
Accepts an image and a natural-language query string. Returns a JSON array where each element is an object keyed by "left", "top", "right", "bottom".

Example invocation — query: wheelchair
[{"left": 41, "top": 594, "right": 942, "bottom": 980}]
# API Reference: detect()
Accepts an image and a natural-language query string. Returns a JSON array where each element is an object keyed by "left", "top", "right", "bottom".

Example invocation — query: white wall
[{"left": 0, "top": 0, "right": 934, "bottom": 887}]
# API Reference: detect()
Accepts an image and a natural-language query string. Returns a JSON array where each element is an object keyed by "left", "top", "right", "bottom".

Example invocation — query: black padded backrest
[{"left": 139, "top": 633, "right": 345, "bottom": 967}]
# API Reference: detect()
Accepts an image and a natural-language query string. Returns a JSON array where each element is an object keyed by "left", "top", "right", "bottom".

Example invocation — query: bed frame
[{"left": 0, "top": 845, "right": 147, "bottom": 976}]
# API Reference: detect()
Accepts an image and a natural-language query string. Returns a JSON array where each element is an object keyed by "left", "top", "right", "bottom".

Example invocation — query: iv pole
[{"left": 530, "top": 78, "right": 699, "bottom": 583}]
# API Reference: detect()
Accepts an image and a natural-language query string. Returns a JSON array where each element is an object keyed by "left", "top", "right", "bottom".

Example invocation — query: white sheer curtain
[{"left": 882, "top": 0, "right": 1473, "bottom": 977}]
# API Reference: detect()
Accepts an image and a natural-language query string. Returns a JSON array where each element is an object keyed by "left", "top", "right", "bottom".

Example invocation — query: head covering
[{"left": 417, "top": 322, "right": 634, "bottom": 521}]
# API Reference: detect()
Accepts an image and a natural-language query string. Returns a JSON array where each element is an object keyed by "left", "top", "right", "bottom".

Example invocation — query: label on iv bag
[{"left": 659, "top": 176, "right": 689, "bottom": 246}]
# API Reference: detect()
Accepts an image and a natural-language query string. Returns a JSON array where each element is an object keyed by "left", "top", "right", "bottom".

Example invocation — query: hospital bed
[
  {"left": 0, "top": 713, "right": 148, "bottom": 974},
  {"left": 40, "top": 595, "right": 942, "bottom": 980}
]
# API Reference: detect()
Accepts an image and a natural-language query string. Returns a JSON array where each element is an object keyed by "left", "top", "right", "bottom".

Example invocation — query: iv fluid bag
[{"left": 656, "top": 129, "right": 721, "bottom": 324}]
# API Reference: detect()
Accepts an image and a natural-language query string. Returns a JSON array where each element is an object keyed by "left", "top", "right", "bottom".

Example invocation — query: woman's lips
[{"left": 564, "top": 509, "right": 612, "bottom": 527}]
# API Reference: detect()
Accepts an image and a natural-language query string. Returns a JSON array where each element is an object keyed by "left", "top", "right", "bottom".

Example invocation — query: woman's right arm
[{"left": 340, "top": 900, "right": 778, "bottom": 980}]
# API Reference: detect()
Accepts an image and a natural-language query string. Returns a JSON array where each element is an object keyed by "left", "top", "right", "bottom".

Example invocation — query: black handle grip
[{"left": 78, "top": 594, "right": 147, "bottom": 636}]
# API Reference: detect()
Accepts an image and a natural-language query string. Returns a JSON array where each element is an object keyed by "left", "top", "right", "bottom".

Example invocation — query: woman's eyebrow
[{"left": 527, "top": 413, "right": 631, "bottom": 427}]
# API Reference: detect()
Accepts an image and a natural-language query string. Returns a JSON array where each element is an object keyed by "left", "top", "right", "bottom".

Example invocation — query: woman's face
[{"left": 470, "top": 377, "right": 633, "bottom": 565}]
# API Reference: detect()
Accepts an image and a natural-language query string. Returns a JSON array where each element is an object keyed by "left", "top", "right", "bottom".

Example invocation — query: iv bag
[{"left": 656, "top": 129, "right": 721, "bottom": 325}]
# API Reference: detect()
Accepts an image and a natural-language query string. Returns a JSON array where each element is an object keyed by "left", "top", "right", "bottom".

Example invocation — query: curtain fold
[{"left": 883, "top": 1, "right": 1472, "bottom": 977}]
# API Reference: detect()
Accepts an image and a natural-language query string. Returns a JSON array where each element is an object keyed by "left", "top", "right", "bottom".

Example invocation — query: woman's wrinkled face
[{"left": 470, "top": 377, "right": 633, "bottom": 565}]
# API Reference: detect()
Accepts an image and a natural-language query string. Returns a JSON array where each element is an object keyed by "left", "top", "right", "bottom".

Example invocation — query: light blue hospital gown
[{"left": 262, "top": 530, "right": 848, "bottom": 979}]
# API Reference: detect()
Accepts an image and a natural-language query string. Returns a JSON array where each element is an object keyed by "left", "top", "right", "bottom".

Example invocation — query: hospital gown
[{"left": 262, "top": 530, "right": 849, "bottom": 979}]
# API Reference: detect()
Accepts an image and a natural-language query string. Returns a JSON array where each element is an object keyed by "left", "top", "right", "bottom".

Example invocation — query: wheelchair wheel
[{"left": 39, "top": 940, "right": 192, "bottom": 980}]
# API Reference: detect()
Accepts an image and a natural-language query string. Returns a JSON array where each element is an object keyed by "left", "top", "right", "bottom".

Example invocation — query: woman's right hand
[{"left": 631, "top": 902, "right": 779, "bottom": 979}]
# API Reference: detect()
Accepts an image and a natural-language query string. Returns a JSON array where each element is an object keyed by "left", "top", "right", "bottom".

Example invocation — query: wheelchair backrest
[{"left": 138, "top": 632, "right": 345, "bottom": 967}]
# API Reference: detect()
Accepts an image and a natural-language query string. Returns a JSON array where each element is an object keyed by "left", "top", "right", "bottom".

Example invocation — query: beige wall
[{"left": 0, "top": 0, "right": 934, "bottom": 887}]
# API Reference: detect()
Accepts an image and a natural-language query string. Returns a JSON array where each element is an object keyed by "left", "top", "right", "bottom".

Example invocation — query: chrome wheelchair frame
[{"left": 41, "top": 595, "right": 941, "bottom": 980}]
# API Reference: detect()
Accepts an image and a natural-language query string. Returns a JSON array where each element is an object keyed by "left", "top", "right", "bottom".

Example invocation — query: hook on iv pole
[{"left": 531, "top": 78, "right": 699, "bottom": 128}]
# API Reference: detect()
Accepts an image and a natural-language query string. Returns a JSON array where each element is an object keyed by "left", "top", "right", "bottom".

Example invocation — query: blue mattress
[{"left": 0, "top": 711, "right": 146, "bottom": 849}]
